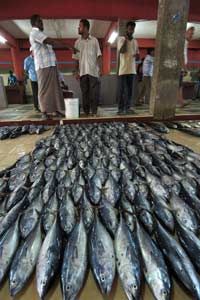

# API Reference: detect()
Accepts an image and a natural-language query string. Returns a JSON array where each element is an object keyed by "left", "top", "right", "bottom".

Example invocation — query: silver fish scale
[
  {"left": 89, "top": 217, "right": 115, "bottom": 294},
  {"left": 61, "top": 218, "right": 87, "bottom": 300},
  {"left": 115, "top": 217, "right": 142, "bottom": 300}
]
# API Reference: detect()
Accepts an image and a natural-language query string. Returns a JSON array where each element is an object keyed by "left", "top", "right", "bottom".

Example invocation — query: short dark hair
[
  {"left": 30, "top": 14, "right": 40, "bottom": 27},
  {"left": 126, "top": 21, "right": 136, "bottom": 29},
  {"left": 80, "top": 19, "right": 90, "bottom": 30},
  {"left": 147, "top": 48, "right": 154, "bottom": 55}
]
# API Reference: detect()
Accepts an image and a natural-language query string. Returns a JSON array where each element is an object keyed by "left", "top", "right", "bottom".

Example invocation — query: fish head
[
  {"left": 9, "top": 272, "right": 22, "bottom": 297},
  {"left": 63, "top": 282, "right": 76, "bottom": 300},
  {"left": 155, "top": 287, "right": 171, "bottom": 300},
  {"left": 99, "top": 269, "right": 113, "bottom": 295},
  {"left": 123, "top": 273, "right": 141, "bottom": 300},
  {"left": 37, "top": 277, "right": 48, "bottom": 299}
]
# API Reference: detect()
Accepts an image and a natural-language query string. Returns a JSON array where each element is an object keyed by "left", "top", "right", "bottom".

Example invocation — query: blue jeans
[{"left": 118, "top": 74, "right": 136, "bottom": 111}]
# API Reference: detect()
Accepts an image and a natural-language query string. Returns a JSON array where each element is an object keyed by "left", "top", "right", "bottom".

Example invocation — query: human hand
[
  {"left": 73, "top": 47, "right": 79, "bottom": 54},
  {"left": 73, "top": 71, "right": 80, "bottom": 80}
]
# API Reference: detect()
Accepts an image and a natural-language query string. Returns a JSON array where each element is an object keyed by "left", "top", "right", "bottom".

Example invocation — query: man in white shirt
[
  {"left": 137, "top": 48, "right": 154, "bottom": 105},
  {"left": 117, "top": 21, "right": 139, "bottom": 115},
  {"left": 73, "top": 19, "right": 102, "bottom": 117},
  {"left": 29, "top": 14, "right": 76, "bottom": 119},
  {"left": 178, "top": 26, "right": 195, "bottom": 107}
]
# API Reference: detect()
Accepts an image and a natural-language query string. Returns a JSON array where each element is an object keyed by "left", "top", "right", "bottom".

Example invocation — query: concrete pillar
[
  {"left": 150, "top": 0, "right": 190, "bottom": 119},
  {"left": 102, "top": 43, "right": 111, "bottom": 75},
  {"left": 11, "top": 45, "right": 23, "bottom": 81},
  {"left": 0, "top": 76, "right": 7, "bottom": 109}
]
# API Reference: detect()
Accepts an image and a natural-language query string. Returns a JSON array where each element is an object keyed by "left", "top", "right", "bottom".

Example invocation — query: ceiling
[
  {"left": 0, "top": 19, "right": 112, "bottom": 39},
  {"left": 0, "top": 19, "right": 200, "bottom": 41}
]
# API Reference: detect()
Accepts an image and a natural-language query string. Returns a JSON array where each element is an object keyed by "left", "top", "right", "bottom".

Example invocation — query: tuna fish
[
  {"left": 9, "top": 221, "right": 42, "bottom": 296},
  {"left": 136, "top": 221, "right": 171, "bottom": 300},
  {"left": 169, "top": 193, "right": 199, "bottom": 234},
  {"left": 156, "top": 221, "right": 200, "bottom": 299},
  {"left": 89, "top": 215, "right": 116, "bottom": 294},
  {"left": 36, "top": 217, "right": 62, "bottom": 299},
  {"left": 59, "top": 190, "right": 76, "bottom": 235},
  {"left": 115, "top": 216, "right": 142, "bottom": 300},
  {"left": 99, "top": 197, "right": 118, "bottom": 236},
  {"left": 81, "top": 191, "right": 94, "bottom": 231},
  {"left": 61, "top": 217, "right": 87, "bottom": 300},
  {"left": 0, "top": 217, "right": 20, "bottom": 284}
]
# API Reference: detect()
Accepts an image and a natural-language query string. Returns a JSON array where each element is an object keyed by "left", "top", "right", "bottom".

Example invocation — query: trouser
[
  {"left": 193, "top": 81, "right": 200, "bottom": 99},
  {"left": 31, "top": 81, "right": 39, "bottom": 109},
  {"left": 80, "top": 75, "right": 99, "bottom": 114},
  {"left": 118, "top": 74, "right": 135, "bottom": 111},
  {"left": 137, "top": 76, "right": 152, "bottom": 104}
]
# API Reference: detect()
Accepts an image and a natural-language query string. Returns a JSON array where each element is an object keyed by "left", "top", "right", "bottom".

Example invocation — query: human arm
[
  {"left": 33, "top": 30, "right": 78, "bottom": 52},
  {"left": 73, "top": 60, "right": 80, "bottom": 80},
  {"left": 43, "top": 38, "right": 78, "bottom": 52},
  {"left": 134, "top": 40, "right": 140, "bottom": 61},
  {"left": 97, "top": 56, "right": 102, "bottom": 76},
  {"left": 96, "top": 38, "right": 103, "bottom": 76},
  {"left": 72, "top": 40, "right": 80, "bottom": 80},
  {"left": 119, "top": 36, "right": 128, "bottom": 53}
]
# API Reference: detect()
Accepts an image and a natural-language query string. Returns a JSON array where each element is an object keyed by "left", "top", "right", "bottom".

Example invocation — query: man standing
[
  {"left": 137, "top": 48, "right": 154, "bottom": 105},
  {"left": 117, "top": 21, "right": 139, "bottom": 115},
  {"left": 8, "top": 70, "right": 17, "bottom": 86},
  {"left": 29, "top": 14, "right": 76, "bottom": 119},
  {"left": 73, "top": 19, "right": 102, "bottom": 117},
  {"left": 178, "top": 26, "right": 195, "bottom": 107},
  {"left": 24, "top": 52, "right": 40, "bottom": 112}
]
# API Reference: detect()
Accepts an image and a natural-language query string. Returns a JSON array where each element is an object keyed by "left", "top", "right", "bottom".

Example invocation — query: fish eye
[
  {"left": 163, "top": 290, "right": 167, "bottom": 295},
  {"left": 66, "top": 285, "right": 70, "bottom": 290},
  {"left": 133, "top": 285, "right": 137, "bottom": 289}
]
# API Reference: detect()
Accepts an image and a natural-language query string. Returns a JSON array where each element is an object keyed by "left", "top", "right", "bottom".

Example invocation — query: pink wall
[{"left": 0, "top": 46, "right": 199, "bottom": 73}]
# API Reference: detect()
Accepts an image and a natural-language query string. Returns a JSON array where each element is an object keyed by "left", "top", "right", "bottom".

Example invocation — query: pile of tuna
[
  {"left": 1, "top": 122, "right": 200, "bottom": 300},
  {"left": 0, "top": 125, "right": 49, "bottom": 140}
]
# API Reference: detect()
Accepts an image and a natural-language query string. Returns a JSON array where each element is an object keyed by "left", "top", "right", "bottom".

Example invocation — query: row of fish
[
  {"left": 0, "top": 125, "right": 49, "bottom": 140},
  {"left": 0, "top": 122, "right": 200, "bottom": 300},
  {"left": 148, "top": 121, "right": 200, "bottom": 137}
]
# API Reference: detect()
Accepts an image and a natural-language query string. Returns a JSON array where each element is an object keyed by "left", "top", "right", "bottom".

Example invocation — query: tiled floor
[
  {"left": 0, "top": 101, "right": 200, "bottom": 122},
  {"left": 0, "top": 128, "right": 199, "bottom": 299}
]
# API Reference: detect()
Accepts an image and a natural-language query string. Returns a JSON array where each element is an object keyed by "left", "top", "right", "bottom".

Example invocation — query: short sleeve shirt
[
  {"left": 29, "top": 27, "right": 56, "bottom": 71},
  {"left": 142, "top": 55, "right": 154, "bottom": 77},
  {"left": 72, "top": 35, "right": 102, "bottom": 78},
  {"left": 118, "top": 36, "right": 139, "bottom": 76},
  {"left": 24, "top": 55, "right": 37, "bottom": 81}
]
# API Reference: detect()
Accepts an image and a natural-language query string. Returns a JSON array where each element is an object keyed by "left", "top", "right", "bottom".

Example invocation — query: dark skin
[
  {"left": 74, "top": 21, "right": 102, "bottom": 80},
  {"left": 33, "top": 16, "right": 78, "bottom": 52},
  {"left": 120, "top": 25, "right": 140, "bottom": 60}
]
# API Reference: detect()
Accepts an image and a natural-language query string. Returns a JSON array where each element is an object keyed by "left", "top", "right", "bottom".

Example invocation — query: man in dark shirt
[{"left": 8, "top": 70, "right": 17, "bottom": 86}]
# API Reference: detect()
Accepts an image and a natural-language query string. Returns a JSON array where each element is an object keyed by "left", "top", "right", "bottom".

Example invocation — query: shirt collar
[
  {"left": 81, "top": 34, "right": 92, "bottom": 40},
  {"left": 32, "top": 27, "right": 39, "bottom": 31}
]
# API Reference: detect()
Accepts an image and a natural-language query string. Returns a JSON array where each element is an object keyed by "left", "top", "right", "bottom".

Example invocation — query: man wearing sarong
[{"left": 29, "top": 14, "right": 76, "bottom": 119}]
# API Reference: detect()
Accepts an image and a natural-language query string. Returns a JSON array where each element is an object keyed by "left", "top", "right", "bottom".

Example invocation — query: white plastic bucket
[{"left": 64, "top": 98, "right": 79, "bottom": 119}]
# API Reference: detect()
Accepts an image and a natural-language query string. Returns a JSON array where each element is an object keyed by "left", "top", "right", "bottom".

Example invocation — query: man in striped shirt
[{"left": 29, "top": 14, "right": 77, "bottom": 119}]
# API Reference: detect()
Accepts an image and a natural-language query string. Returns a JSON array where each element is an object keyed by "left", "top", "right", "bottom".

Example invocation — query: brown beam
[{"left": 1, "top": 113, "right": 200, "bottom": 127}]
